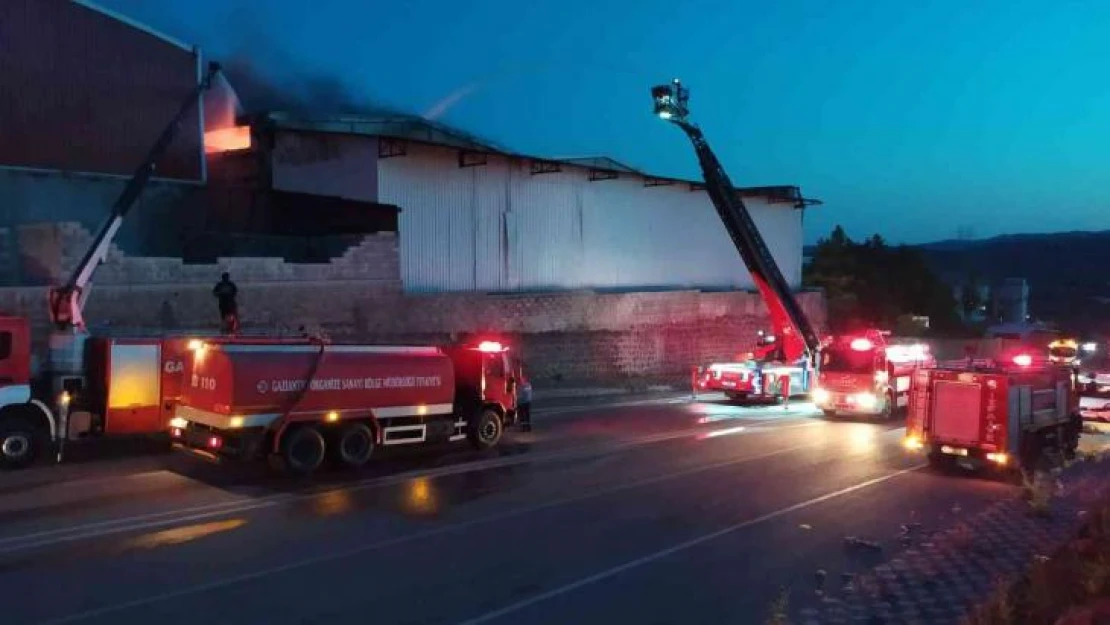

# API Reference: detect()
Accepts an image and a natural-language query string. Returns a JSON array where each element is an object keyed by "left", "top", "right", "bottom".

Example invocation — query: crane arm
[
  {"left": 650, "top": 80, "right": 820, "bottom": 363},
  {"left": 48, "top": 61, "right": 222, "bottom": 331}
]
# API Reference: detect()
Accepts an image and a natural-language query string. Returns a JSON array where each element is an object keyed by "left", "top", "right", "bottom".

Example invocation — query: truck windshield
[{"left": 821, "top": 348, "right": 874, "bottom": 374}]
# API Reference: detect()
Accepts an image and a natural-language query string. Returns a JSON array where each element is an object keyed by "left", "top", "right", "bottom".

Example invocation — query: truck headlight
[
  {"left": 812, "top": 387, "right": 830, "bottom": 404},
  {"left": 854, "top": 392, "right": 878, "bottom": 408}
]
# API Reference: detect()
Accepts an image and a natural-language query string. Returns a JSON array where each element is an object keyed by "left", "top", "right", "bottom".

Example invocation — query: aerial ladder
[
  {"left": 40, "top": 62, "right": 222, "bottom": 457},
  {"left": 649, "top": 79, "right": 822, "bottom": 400}
]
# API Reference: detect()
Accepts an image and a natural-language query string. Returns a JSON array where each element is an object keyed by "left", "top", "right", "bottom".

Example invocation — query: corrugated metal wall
[
  {"left": 0, "top": 0, "right": 203, "bottom": 180},
  {"left": 378, "top": 143, "right": 805, "bottom": 294}
]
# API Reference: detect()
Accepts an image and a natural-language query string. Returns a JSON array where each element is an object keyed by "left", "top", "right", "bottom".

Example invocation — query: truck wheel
[
  {"left": 0, "top": 411, "right": 44, "bottom": 470},
  {"left": 468, "top": 409, "right": 503, "bottom": 451},
  {"left": 822, "top": 409, "right": 837, "bottom": 418},
  {"left": 725, "top": 392, "right": 748, "bottom": 403},
  {"left": 280, "top": 426, "right": 327, "bottom": 476},
  {"left": 333, "top": 422, "right": 375, "bottom": 469}
]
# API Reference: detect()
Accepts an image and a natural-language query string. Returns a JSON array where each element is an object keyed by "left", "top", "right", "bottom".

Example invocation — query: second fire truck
[
  {"left": 904, "top": 350, "right": 1082, "bottom": 473},
  {"left": 812, "top": 330, "right": 934, "bottom": 419}
]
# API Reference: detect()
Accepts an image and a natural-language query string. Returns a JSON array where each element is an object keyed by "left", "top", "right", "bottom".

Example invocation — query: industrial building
[
  {"left": 227, "top": 112, "right": 820, "bottom": 294},
  {"left": 2, "top": 0, "right": 819, "bottom": 299}
]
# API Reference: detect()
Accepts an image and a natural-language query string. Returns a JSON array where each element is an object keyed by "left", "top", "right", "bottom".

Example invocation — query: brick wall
[{"left": 0, "top": 222, "right": 827, "bottom": 388}]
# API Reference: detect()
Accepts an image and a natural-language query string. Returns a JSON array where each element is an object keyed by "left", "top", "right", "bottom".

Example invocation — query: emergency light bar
[
  {"left": 850, "top": 338, "right": 872, "bottom": 351},
  {"left": 885, "top": 344, "right": 929, "bottom": 363},
  {"left": 475, "top": 341, "right": 507, "bottom": 353}
]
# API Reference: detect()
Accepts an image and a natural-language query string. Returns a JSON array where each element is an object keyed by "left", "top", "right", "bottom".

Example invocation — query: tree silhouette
[{"left": 804, "top": 226, "right": 961, "bottom": 335}]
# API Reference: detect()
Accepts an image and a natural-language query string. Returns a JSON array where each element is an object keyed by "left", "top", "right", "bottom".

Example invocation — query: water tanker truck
[{"left": 170, "top": 337, "right": 522, "bottom": 475}]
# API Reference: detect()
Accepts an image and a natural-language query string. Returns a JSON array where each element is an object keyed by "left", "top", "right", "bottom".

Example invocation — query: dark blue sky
[{"left": 101, "top": 0, "right": 1110, "bottom": 244}]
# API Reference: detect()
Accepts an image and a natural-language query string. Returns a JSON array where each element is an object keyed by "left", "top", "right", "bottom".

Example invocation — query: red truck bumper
[{"left": 170, "top": 419, "right": 266, "bottom": 462}]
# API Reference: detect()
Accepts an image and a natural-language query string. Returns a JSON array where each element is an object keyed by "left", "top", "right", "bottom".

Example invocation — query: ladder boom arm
[
  {"left": 651, "top": 81, "right": 820, "bottom": 362},
  {"left": 49, "top": 62, "right": 222, "bottom": 330}
]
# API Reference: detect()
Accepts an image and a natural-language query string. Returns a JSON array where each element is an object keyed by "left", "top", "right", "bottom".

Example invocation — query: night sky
[{"left": 100, "top": 0, "right": 1110, "bottom": 244}]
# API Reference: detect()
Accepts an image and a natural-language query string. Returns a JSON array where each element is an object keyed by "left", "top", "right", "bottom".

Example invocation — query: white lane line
[
  {"left": 453, "top": 463, "right": 929, "bottom": 625},
  {"left": 0, "top": 419, "right": 821, "bottom": 554},
  {"left": 28, "top": 440, "right": 830, "bottom": 625}
]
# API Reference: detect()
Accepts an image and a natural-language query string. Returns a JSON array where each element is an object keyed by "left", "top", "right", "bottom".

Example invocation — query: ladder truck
[
  {"left": 650, "top": 80, "right": 822, "bottom": 402},
  {"left": 0, "top": 63, "right": 222, "bottom": 469}
]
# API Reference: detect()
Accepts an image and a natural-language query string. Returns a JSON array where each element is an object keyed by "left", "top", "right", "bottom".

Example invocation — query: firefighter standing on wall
[{"left": 213, "top": 272, "right": 239, "bottom": 334}]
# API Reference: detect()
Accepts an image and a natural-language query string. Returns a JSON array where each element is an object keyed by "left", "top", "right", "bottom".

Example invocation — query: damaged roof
[{"left": 257, "top": 112, "right": 821, "bottom": 207}]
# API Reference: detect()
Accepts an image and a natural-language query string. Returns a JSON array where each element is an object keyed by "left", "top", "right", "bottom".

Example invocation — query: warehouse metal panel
[
  {"left": 505, "top": 164, "right": 585, "bottom": 290},
  {"left": 379, "top": 144, "right": 479, "bottom": 292},
  {"left": 377, "top": 143, "right": 805, "bottom": 293},
  {"left": 0, "top": 0, "right": 204, "bottom": 180}
]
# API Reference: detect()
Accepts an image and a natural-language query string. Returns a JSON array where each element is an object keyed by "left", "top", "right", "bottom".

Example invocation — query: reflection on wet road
[{"left": 0, "top": 394, "right": 1021, "bottom": 625}]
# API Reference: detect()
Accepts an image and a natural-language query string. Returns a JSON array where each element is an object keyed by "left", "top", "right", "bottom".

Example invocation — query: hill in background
[{"left": 805, "top": 230, "right": 1110, "bottom": 332}]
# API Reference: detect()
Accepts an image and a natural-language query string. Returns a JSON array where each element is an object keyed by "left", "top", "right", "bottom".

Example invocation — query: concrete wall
[
  {"left": 9, "top": 221, "right": 400, "bottom": 288},
  {"left": 0, "top": 283, "right": 825, "bottom": 388},
  {"left": 0, "top": 219, "right": 827, "bottom": 387}
]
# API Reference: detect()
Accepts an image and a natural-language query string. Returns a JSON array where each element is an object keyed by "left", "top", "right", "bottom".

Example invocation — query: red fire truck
[
  {"left": 0, "top": 64, "right": 221, "bottom": 469},
  {"left": 170, "top": 337, "right": 521, "bottom": 475},
  {"left": 652, "top": 81, "right": 823, "bottom": 404},
  {"left": 812, "top": 331, "right": 935, "bottom": 419},
  {"left": 903, "top": 351, "right": 1082, "bottom": 473}
]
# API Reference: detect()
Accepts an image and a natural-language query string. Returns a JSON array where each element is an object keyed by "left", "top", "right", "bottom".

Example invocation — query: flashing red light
[
  {"left": 1012, "top": 354, "right": 1033, "bottom": 367},
  {"left": 207, "top": 436, "right": 223, "bottom": 449},
  {"left": 850, "top": 338, "right": 873, "bottom": 351},
  {"left": 476, "top": 341, "right": 505, "bottom": 353},
  {"left": 171, "top": 427, "right": 183, "bottom": 438}
]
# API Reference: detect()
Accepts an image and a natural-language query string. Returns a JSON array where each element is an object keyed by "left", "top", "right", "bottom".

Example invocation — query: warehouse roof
[
  {"left": 257, "top": 112, "right": 822, "bottom": 207},
  {"left": 72, "top": 0, "right": 194, "bottom": 52}
]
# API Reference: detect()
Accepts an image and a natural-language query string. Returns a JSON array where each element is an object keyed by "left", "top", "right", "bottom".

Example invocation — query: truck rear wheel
[
  {"left": 468, "top": 409, "right": 503, "bottom": 451},
  {"left": 280, "top": 426, "right": 327, "bottom": 476},
  {"left": 0, "top": 410, "right": 45, "bottom": 470},
  {"left": 333, "top": 422, "right": 375, "bottom": 469}
]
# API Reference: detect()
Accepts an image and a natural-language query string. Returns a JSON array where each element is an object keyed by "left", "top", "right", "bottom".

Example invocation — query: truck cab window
[
  {"left": 0, "top": 331, "right": 11, "bottom": 360},
  {"left": 485, "top": 353, "right": 505, "bottom": 378}
]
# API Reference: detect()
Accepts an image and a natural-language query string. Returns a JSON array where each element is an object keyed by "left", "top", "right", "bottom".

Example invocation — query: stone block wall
[
  {"left": 12, "top": 222, "right": 401, "bottom": 287},
  {"left": 0, "top": 222, "right": 827, "bottom": 388}
]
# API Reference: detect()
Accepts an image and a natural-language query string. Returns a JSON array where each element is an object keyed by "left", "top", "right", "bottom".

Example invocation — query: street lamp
[{"left": 651, "top": 79, "right": 690, "bottom": 123}]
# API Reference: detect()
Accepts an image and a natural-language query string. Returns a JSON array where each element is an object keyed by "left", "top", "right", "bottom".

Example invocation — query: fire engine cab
[
  {"left": 812, "top": 331, "right": 934, "bottom": 419},
  {"left": 904, "top": 351, "right": 1082, "bottom": 473}
]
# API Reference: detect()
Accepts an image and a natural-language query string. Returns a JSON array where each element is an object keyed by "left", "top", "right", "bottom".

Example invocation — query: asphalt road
[{"left": 0, "top": 394, "right": 1026, "bottom": 625}]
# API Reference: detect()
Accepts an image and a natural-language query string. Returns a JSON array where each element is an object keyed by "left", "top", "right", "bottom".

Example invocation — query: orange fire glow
[{"left": 205, "top": 126, "right": 251, "bottom": 153}]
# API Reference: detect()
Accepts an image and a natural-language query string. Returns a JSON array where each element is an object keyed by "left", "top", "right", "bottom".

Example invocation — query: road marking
[
  {"left": 0, "top": 418, "right": 821, "bottom": 554},
  {"left": 27, "top": 439, "right": 833, "bottom": 625},
  {"left": 453, "top": 463, "right": 929, "bottom": 625}
]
